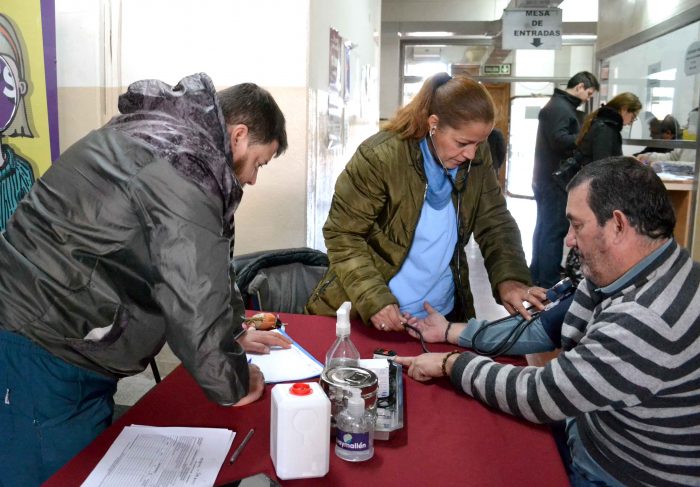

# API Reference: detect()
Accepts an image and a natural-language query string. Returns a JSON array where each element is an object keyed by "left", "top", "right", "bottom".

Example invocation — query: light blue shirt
[{"left": 388, "top": 138, "right": 458, "bottom": 318}]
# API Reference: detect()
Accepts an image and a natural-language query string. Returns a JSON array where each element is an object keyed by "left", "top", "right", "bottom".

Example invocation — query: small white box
[{"left": 359, "top": 358, "right": 390, "bottom": 398}]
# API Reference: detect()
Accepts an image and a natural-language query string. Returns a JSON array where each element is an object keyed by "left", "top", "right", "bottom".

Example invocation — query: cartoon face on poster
[
  {"left": 0, "top": 3, "right": 58, "bottom": 233},
  {"left": 0, "top": 14, "right": 35, "bottom": 231}
]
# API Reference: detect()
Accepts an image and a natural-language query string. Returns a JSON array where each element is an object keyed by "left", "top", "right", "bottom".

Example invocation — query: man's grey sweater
[{"left": 452, "top": 240, "right": 700, "bottom": 486}]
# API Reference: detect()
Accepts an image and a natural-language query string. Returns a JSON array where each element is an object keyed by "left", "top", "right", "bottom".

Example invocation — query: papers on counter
[
  {"left": 658, "top": 171, "right": 694, "bottom": 181},
  {"left": 81, "top": 425, "right": 234, "bottom": 487},
  {"left": 247, "top": 329, "right": 324, "bottom": 383}
]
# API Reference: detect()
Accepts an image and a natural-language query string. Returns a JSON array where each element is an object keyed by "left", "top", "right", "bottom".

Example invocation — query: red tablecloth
[{"left": 45, "top": 312, "right": 569, "bottom": 486}]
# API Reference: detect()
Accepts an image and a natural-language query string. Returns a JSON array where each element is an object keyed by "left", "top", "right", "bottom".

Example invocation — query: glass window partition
[
  {"left": 599, "top": 19, "right": 700, "bottom": 251},
  {"left": 601, "top": 20, "right": 699, "bottom": 150}
]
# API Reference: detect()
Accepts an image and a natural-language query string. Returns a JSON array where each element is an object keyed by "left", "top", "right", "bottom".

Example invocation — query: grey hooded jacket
[{"left": 0, "top": 73, "right": 250, "bottom": 405}]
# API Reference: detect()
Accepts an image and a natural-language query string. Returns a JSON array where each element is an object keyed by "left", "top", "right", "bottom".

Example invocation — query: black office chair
[
  {"left": 149, "top": 248, "right": 328, "bottom": 384},
  {"left": 234, "top": 247, "right": 329, "bottom": 313}
]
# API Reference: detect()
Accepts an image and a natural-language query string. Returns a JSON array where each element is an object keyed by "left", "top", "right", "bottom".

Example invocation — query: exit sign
[{"left": 483, "top": 64, "right": 511, "bottom": 75}]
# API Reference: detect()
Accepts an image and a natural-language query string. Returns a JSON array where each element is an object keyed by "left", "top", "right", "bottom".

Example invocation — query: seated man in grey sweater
[{"left": 396, "top": 156, "right": 700, "bottom": 486}]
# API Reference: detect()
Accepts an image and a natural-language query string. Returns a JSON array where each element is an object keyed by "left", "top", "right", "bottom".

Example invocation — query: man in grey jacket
[
  {"left": 398, "top": 157, "right": 700, "bottom": 486},
  {"left": 0, "top": 73, "right": 291, "bottom": 485}
]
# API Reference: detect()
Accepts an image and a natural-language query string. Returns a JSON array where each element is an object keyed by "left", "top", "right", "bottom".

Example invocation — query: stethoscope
[{"left": 427, "top": 127, "right": 473, "bottom": 318}]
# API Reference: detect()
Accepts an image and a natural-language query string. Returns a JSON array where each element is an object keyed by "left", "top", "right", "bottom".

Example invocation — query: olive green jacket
[{"left": 306, "top": 130, "right": 531, "bottom": 323}]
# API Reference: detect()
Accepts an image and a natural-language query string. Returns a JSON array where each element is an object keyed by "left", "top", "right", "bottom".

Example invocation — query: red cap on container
[{"left": 290, "top": 383, "right": 313, "bottom": 396}]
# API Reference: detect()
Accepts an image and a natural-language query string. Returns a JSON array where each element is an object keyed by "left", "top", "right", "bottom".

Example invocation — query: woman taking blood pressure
[{"left": 306, "top": 72, "right": 543, "bottom": 330}]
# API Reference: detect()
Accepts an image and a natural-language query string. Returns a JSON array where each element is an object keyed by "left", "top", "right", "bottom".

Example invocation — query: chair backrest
[{"left": 234, "top": 247, "right": 329, "bottom": 313}]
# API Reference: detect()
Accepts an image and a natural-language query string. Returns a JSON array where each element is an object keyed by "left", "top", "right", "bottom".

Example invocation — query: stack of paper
[
  {"left": 81, "top": 425, "right": 235, "bottom": 487},
  {"left": 247, "top": 329, "right": 324, "bottom": 383}
]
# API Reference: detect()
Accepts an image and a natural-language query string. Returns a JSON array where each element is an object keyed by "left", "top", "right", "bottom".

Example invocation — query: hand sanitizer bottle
[
  {"left": 324, "top": 301, "right": 359, "bottom": 370},
  {"left": 334, "top": 388, "right": 375, "bottom": 462}
]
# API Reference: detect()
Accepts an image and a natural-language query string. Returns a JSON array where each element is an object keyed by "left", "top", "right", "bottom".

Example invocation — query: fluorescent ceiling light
[
  {"left": 404, "top": 31, "right": 455, "bottom": 37},
  {"left": 562, "top": 34, "right": 597, "bottom": 41}
]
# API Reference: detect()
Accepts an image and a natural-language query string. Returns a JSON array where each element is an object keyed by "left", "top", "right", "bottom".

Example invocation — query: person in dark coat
[
  {"left": 576, "top": 92, "right": 642, "bottom": 165},
  {"left": 530, "top": 72, "right": 599, "bottom": 288}
]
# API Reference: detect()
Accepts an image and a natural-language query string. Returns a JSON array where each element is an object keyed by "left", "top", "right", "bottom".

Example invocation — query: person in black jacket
[
  {"left": 562, "top": 93, "right": 641, "bottom": 283},
  {"left": 530, "top": 72, "right": 599, "bottom": 288},
  {"left": 576, "top": 92, "right": 641, "bottom": 165}
]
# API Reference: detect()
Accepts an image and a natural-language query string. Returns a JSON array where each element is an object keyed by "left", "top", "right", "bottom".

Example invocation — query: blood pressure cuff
[{"left": 537, "top": 292, "right": 575, "bottom": 346}]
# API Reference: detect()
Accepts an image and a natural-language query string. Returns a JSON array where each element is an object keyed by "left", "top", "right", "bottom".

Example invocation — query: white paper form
[
  {"left": 81, "top": 425, "right": 234, "bottom": 487},
  {"left": 247, "top": 329, "right": 323, "bottom": 383}
]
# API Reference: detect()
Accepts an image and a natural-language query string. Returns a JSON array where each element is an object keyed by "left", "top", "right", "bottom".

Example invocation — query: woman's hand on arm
[
  {"left": 497, "top": 280, "right": 546, "bottom": 320},
  {"left": 370, "top": 304, "right": 406, "bottom": 331}
]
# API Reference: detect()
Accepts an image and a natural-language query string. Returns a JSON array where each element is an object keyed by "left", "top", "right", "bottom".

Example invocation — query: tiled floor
[
  {"left": 114, "top": 344, "right": 180, "bottom": 407},
  {"left": 114, "top": 196, "right": 539, "bottom": 411}
]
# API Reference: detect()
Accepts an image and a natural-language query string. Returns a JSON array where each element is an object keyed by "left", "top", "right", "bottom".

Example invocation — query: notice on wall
[
  {"left": 685, "top": 41, "right": 700, "bottom": 76},
  {"left": 502, "top": 8, "right": 562, "bottom": 50}
]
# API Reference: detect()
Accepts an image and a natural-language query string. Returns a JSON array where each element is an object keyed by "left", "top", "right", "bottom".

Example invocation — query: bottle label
[{"left": 335, "top": 430, "right": 370, "bottom": 452}]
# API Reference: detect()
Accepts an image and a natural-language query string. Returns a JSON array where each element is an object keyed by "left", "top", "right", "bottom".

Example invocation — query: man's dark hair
[
  {"left": 568, "top": 156, "right": 675, "bottom": 239},
  {"left": 217, "top": 83, "right": 288, "bottom": 156},
  {"left": 567, "top": 71, "right": 600, "bottom": 91},
  {"left": 659, "top": 115, "right": 681, "bottom": 139}
]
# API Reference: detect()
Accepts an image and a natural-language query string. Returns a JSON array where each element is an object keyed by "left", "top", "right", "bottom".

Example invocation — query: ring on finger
[{"left": 380, "top": 323, "right": 386, "bottom": 330}]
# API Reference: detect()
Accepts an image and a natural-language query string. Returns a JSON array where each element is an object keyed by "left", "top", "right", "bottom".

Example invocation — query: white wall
[
  {"left": 598, "top": 0, "right": 700, "bottom": 52},
  {"left": 119, "top": 0, "right": 308, "bottom": 88},
  {"left": 55, "top": 0, "right": 102, "bottom": 87},
  {"left": 382, "top": 0, "right": 509, "bottom": 22},
  {"left": 55, "top": 0, "right": 311, "bottom": 255},
  {"left": 57, "top": 0, "right": 310, "bottom": 88},
  {"left": 117, "top": 0, "right": 311, "bottom": 255},
  {"left": 309, "top": 0, "right": 380, "bottom": 92},
  {"left": 306, "top": 0, "right": 382, "bottom": 249},
  {"left": 55, "top": 0, "right": 382, "bottom": 255}
]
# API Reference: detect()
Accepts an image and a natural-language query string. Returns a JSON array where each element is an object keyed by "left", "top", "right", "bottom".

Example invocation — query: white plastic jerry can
[{"left": 270, "top": 382, "right": 331, "bottom": 480}]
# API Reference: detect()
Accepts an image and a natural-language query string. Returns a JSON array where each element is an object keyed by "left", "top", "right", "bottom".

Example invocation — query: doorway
[
  {"left": 482, "top": 83, "right": 510, "bottom": 187},
  {"left": 506, "top": 95, "right": 551, "bottom": 198}
]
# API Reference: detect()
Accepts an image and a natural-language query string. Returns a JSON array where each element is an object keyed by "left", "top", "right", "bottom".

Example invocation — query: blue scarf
[{"left": 419, "top": 137, "right": 457, "bottom": 210}]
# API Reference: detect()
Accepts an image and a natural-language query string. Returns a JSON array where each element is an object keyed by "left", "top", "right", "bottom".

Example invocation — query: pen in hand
[{"left": 229, "top": 428, "right": 255, "bottom": 464}]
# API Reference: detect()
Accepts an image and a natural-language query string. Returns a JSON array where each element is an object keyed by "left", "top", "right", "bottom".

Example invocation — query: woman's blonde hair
[
  {"left": 382, "top": 72, "right": 495, "bottom": 139},
  {"left": 577, "top": 92, "right": 642, "bottom": 145}
]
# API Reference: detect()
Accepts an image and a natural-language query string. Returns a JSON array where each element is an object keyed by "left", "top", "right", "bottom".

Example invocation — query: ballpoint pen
[{"left": 229, "top": 428, "right": 255, "bottom": 464}]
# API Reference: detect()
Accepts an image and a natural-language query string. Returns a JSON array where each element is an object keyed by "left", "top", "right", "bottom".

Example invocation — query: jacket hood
[
  {"left": 595, "top": 105, "right": 623, "bottom": 131},
  {"left": 110, "top": 73, "right": 241, "bottom": 236}
]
